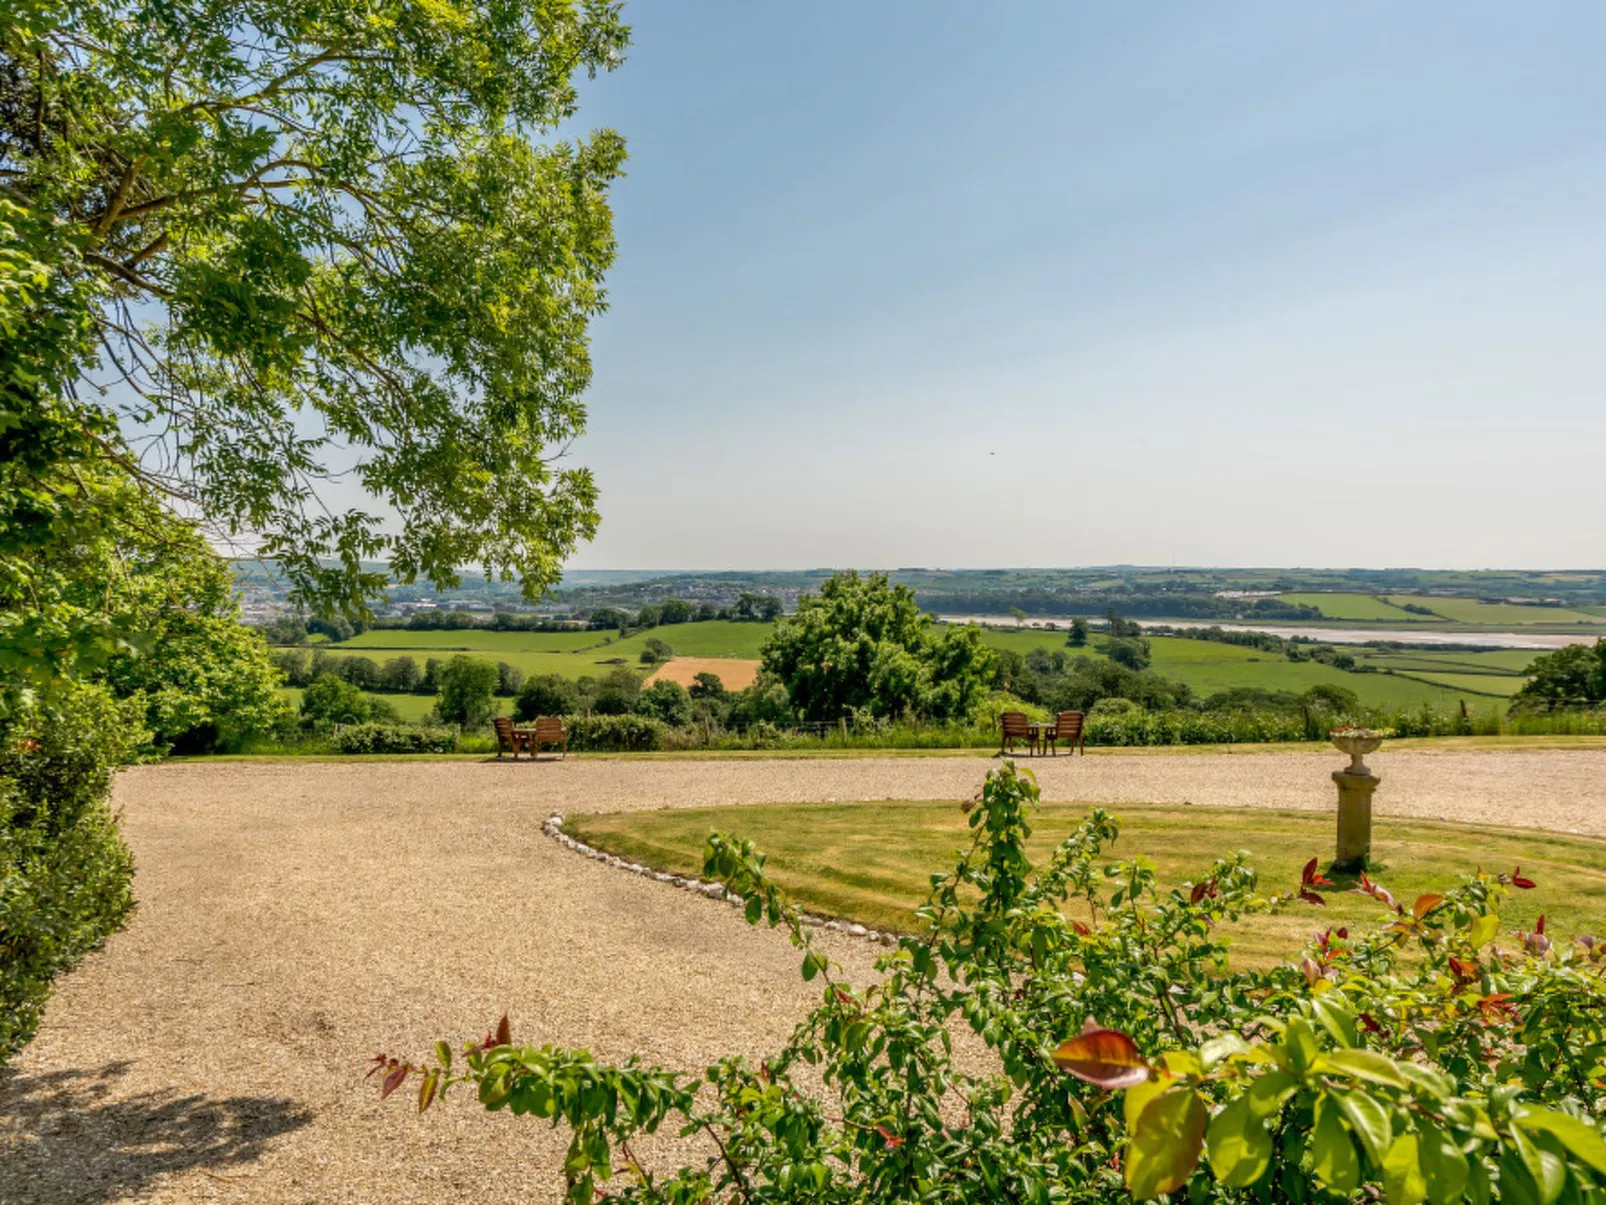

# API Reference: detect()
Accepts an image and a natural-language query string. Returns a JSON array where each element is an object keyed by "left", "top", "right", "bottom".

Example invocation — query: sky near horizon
[{"left": 556, "top": 1, "right": 1606, "bottom": 572}]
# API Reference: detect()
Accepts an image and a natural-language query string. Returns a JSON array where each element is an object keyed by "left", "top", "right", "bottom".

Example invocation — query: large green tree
[
  {"left": 760, "top": 572, "right": 995, "bottom": 722},
  {"left": 1514, "top": 640, "right": 1606, "bottom": 711},
  {"left": 2, "top": 0, "right": 627, "bottom": 609},
  {"left": 2, "top": 0, "right": 630, "bottom": 1063}
]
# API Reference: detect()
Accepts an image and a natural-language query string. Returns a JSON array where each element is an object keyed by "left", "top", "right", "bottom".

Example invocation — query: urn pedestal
[{"left": 1329, "top": 731, "right": 1385, "bottom": 873}]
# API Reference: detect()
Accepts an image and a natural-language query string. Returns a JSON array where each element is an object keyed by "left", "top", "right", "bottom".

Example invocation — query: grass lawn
[
  {"left": 566, "top": 801, "right": 1606, "bottom": 968},
  {"left": 1276, "top": 592, "right": 1425, "bottom": 622}
]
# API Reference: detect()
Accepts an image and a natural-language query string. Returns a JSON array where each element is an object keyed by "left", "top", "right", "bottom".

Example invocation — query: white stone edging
[{"left": 542, "top": 814, "right": 900, "bottom": 948}]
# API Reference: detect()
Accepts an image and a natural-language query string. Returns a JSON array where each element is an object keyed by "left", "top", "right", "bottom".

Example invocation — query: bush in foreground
[
  {"left": 1, "top": 685, "right": 141, "bottom": 1062},
  {"left": 373, "top": 764, "right": 1606, "bottom": 1203}
]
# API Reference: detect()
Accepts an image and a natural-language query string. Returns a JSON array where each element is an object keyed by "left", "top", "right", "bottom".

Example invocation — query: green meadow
[
  {"left": 1276, "top": 592, "right": 1424, "bottom": 621},
  {"left": 1272, "top": 591, "right": 1603, "bottom": 628},
  {"left": 566, "top": 801, "right": 1606, "bottom": 968},
  {"left": 280, "top": 619, "right": 1535, "bottom": 712}
]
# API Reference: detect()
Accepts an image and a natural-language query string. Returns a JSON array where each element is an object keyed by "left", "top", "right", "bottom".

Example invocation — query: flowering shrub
[{"left": 373, "top": 764, "right": 1606, "bottom": 1203}]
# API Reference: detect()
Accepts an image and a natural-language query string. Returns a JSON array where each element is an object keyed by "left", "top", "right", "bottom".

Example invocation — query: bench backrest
[
  {"left": 1000, "top": 711, "right": 1030, "bottom": 737},
  {"left": 532, "top": 717, "right": 566, "bottom": 742},
  {"left": 493, "top": 716, "right": 515, "bottom": 740},
  {"left": 1055, "top": 711, "right": 1084, "bottom": 739}
]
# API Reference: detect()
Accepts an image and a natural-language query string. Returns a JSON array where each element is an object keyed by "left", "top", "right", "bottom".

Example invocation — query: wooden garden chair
[
  {"left": 999, "top": 711, "right": 1033, "bottom": 756},
  {"left": 493, "top": 716, "right": 531, "bottom": 759},
  {"left": 1047, "top": 710, "right": 1086, "bottom": 756},
  {"left": 530, "top": 716, "right": 568, "bottom": 760}
]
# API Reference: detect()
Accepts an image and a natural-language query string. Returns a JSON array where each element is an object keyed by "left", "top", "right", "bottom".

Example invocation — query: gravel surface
[{"left": 3, "top": 746, "right": 1603, "bottom": 1202}]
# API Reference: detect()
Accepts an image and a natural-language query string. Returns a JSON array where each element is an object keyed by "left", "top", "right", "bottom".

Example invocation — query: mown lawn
[{"left": 567, "top": 801, "right": 1606, "bottom": 968}]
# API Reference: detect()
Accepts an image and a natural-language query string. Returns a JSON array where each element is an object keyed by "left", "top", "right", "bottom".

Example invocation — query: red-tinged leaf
[
  {"left": 1358, "top": 1013, "right": 1385, "bottom": 1035},
  {"left": 1311, "top": 871, "right": 1336, "bottom": 888},
  {"left": 418, "top": 1068, "right": 438, "bottom": 1112},
  {"left": 1052, "top": 1028, "right": 1152, "bottom": 1089},
  {"left": 1301, "top": 956, "right": 1323, "bottom": 987},
  {"left": 366, "top": 1053, "right": 389, "bottom": 1078},
  {"left": 1071, "top": 920, "right": 1091, "bottom": 937},
  {"left": 494, "top": 1015, "right": 511, "bottom": 1047},
  {"left": 381, "top": 1061, "right": 410, "bottom": 1099},
  {"left": 1413, "top": 893, "right": 1445, "bottom": 919},
  {"left": 1298, "top": 889, "right": 1326, "bottom": 907},
  {"left": 1335, "top": 927, "right": 1348, "bottom": 939},
  {"left": 1511, "top": 867, "right": 1536, "bottom": 889},
  {"left": 1449, "top": 956, "right": 1479, "bottom": 981},
  {"left": 1356, "top": 872, "right": 1397, "bottom": 911},
  {"left": 1302, "top": 857, "right": 1319, "bottom": 887},
  {"left": 1535, "top": 914, "right": 1545, "bottom": 934},
  {"left": 875, "top": 1124, "right": 904, "bottom": 1149},
  {"left": 1190, "top": 880, "right": 1209, "bottom": 904}
]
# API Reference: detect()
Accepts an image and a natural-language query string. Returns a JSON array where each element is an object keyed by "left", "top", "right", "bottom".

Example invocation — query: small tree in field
[{"left": 433, "top": 657, "right": 499, "bottom": 728}]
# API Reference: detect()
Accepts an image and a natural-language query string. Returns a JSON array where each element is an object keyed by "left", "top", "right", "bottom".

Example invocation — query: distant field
[
  {"left": 1276, "top": 592, "right": 1423, "bottom": 621},
  {"left": 1405, "top": 672, "right": 1532, "bottom": 697},
  {"left": 1383, "top": 596, "right": 1603, "bottom": 626},
  {"left": 971, "top": 628, "right": 1506, "bottom": 712},
  {"left": 340, "top": 628, "right": 602, "bottom": 652},
  {"left": 646, "top": 657, "right": 762, "bottom": 692},
  {"left": 306, "top": 644, "right": 642, "bottom": 682},
  {"left": 609, "top": 621, "right": 773, "bottom": 660},
  {"left": 1357, "top": 649, "right": 1537, "bottom": 675}
]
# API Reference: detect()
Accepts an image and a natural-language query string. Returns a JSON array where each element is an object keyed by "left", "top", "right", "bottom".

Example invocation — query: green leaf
[
  {"left": 1334, "top": 1088, "right": 1393, "bottom": 1168},
  {"left": 1126, "top": 1087, "right": 1207, "bottom": 1200},
  {"left": 1417, "top": 1120, "right": 1469, "bottom": 1205},
  {"left": 1513, "top": 1128, "right": 1571, "bottom": 1205},
  {"left": 1384, "top": 1133, "right": 1428, "bottom": 1205},
  {"left": 1244, "top": 1070, "right": 1298, "bottom": 1120},
  {"left": 1207, "top": 1094, "right": 1273, "bottom": 1188},
  {"left": 1311, "top": 997, "right": 1358, "bottom": 1049},
  {"left": 1310, "top": 1093, "right": 1361, "bottom": 1194},
  {"left": 801, "top": 951, "right": 819, "bottom": 981},
  {"left": 1319, "top": 1048, "right": 1411, "bottom": 1091},
  {"left": 1200, "top": 1034, "right": 1250, "bottom": 1068},
  {"left": 1516, "top": 1109, "right": 1606, "bottom": 1177},
  {"left": 1469, "top": 913, "right": 1500, "bottom": 947},
  {"left": 1285, "top": 1017, "right": 1319, "bottom": 1075}
]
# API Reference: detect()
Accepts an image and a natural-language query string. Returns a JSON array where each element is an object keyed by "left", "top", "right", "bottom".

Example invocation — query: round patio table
[{"left": 1027, "top": 721, "right": 1055, "bottom": 756}]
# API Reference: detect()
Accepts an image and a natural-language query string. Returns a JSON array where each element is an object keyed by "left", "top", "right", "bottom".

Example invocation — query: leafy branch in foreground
[{"left": 373, "top": 763, "right": 1606, "bottom": 1203}]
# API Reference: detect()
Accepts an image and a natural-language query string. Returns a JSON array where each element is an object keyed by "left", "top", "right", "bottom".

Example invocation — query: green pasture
[
  {"left": 565, "top": 800, "right": 1606, "bottom": 969},
  {"left": 1277, "top": 592, "right": 1423, "bottom": 621},
  {"left": 1356, "top": 649, "right": 1537, "bottom": 675},
  {"left": 283, "top": 619, "right": 774, "bottom": 682},
  {"left": 1403, "top": 672, "right": 1531, "bottom": 697},
  {"left": 340, "top": 627, "right": 603, "bottom": 652},
  {"left": 971, "top": 629, "right": 1496, "bottom": 712},
  {"left": 1383, "top": 596, "right": 1603, "bottom": 627}
]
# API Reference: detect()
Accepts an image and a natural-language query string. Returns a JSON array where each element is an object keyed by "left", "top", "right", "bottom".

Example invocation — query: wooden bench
[
  {"left": 1047, "top": 710, "right": 1085, "bottom": 756},
  {"left": 528, "top": 716, "right": 568, "bottom": 760},
  {"left": 999, "top": 711, "right": 1033, "bottom": 755},
  {"left": 493, "top": 716, "right": 532, "bottom": 759}
]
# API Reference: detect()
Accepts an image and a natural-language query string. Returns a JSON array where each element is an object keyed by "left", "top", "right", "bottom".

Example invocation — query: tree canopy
[
  {"left": 3, "top": 0, "right": 629, "bottom": 615},
  {"left": 760, "top": 572, "right": 994, "bottom": 722}
]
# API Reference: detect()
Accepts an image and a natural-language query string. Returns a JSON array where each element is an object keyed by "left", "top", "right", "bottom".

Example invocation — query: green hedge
[
  {"left": 561, "top": 714, "right": 667, "bottom": 752},
  {"left": 329, "top": 723, "right": 458, "bottom": 754}
]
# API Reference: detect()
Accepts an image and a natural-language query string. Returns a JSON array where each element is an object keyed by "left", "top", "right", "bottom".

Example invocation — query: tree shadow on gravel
[{"left": 0, "top": 1060, "right": 311, "bottom": 1203}]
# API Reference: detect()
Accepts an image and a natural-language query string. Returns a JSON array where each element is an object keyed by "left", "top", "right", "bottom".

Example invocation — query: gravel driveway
[{"left": 3, "top": 747, "right": 1603, "bottom": 1202}]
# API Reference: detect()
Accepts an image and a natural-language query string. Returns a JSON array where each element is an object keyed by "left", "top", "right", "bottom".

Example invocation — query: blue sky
[{"left": 560, "top": 2, "right": 1606, "bottom": 570}]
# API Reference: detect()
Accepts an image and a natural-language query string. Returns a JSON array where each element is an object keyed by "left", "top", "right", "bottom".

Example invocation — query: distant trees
[
  {"left": 1067, "top": 618, "right": 1089, "bottom": 647},
  {"left": 1104, "top": 637, "right": 1151, "bottom": 671},
  {"left": 1515, "top": 639, "right": 1606, "bottom": 710},
  {"left": 735, "top": 592, "right": 784, "bottom": 622},
  {"left": 639, "top": 638, "right": 673, "bottom": 666},
  {"left": 637, "top": 680, "right": 693, "bottom": 726},
  {"left": 495, "top": 662, "right": 525, "bottom": 698},
  {"left": 761, "top": 572, "right": 994, "bottom": 722},
  {"left": 591, "top": 668, "right": 643, "bottom": 716},
  {"left": 514, "top": 676, "right": 581, "bottom": 722},
  {"left": 433, "top": 657, "right": 500, "bottom": 728},
  {"left": 301, "top": 675, "right": 375, "bottom": 727},
  {"left": 379, "top": 657, "right": 423, "bottom": 694}
]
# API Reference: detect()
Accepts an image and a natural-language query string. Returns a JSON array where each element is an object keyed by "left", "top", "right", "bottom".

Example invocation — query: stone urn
[
  {"left": 1329, "top": 728, "right": 1389, "bottom": 873},
  {"left": 1330, "top": 728, "right": 1385, "bottom": 776}
]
